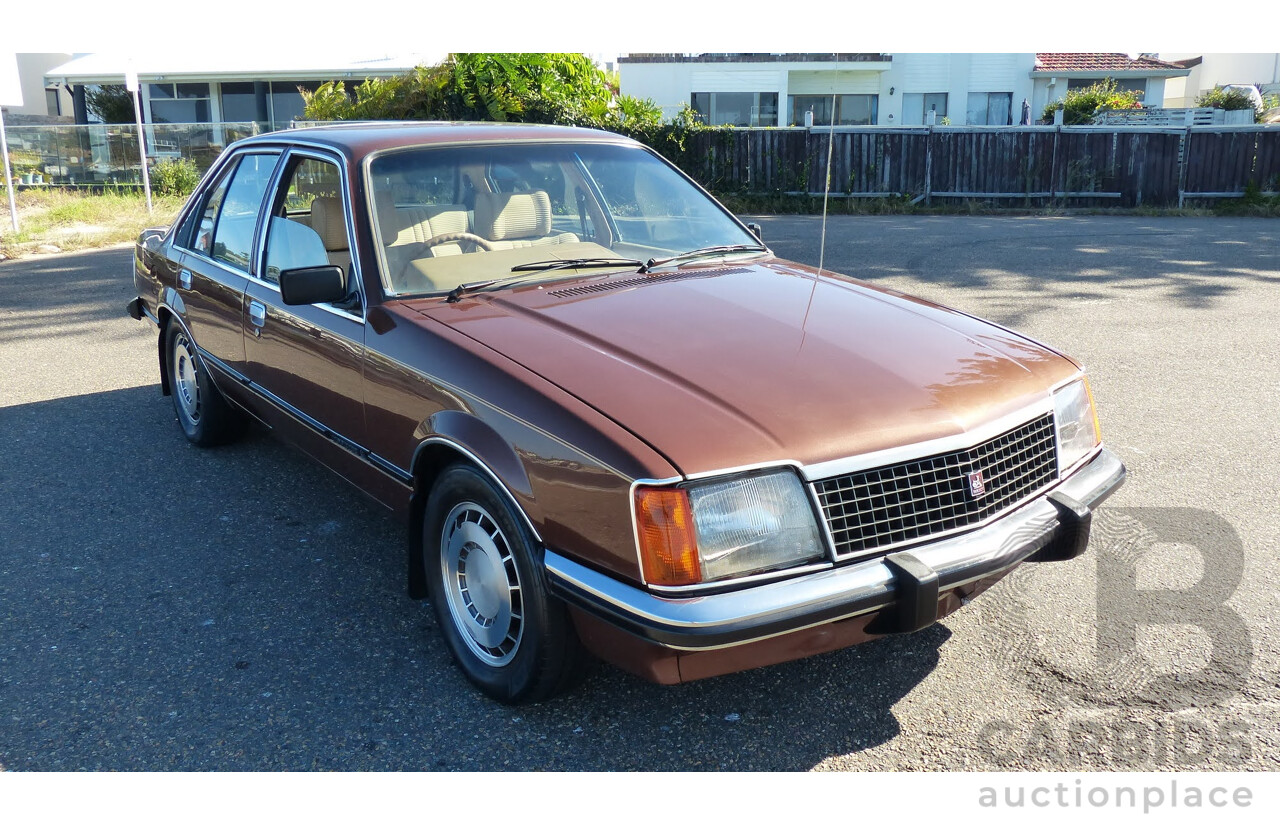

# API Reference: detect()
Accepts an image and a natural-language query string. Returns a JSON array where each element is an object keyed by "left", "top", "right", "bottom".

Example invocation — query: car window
[
  {"left": 367, "top": 143, "right": 758, "bottom": 297},
  {"left": 188, "top": 162, "right": 236, "bottom": 256},
  {"left": 280, "top": 157, "right": 343, "bottom": 214},
  {"left": 582, "top": 151, "right": 725, "bottom": 248},
  {"left": 209, "top": 153, "right": 280, "bottom": 273},
  {"left": 261, "top": 154, "right": 360, "bottom": 312}
]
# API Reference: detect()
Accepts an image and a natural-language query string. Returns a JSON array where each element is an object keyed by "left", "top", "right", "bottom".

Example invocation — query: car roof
[{"left": 233, "top": 121, "right": 640, "bottom": 160}]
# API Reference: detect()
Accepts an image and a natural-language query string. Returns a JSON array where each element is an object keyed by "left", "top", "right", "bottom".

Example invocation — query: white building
[
  {"left": 37, "top": 52, "right": 442, "bottom": 130},
  {"left": 619, "top": 53, "right": 1191, "bottom": 126},
  {"left": 1159, "top": 53, "right": 1280, "bottom": 107},
  {"left": 2, "top": 53, "right": 74, "bottom": 121}
]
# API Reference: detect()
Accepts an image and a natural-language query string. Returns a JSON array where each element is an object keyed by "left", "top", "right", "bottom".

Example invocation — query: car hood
[{"left": 410, "top": 260, "right": 1080, "bottom": 477}]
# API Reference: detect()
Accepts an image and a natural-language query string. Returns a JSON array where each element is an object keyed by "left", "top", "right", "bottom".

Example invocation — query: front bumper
[{"left": 546, "top": 446, "right": 1125, "bottom": 651}]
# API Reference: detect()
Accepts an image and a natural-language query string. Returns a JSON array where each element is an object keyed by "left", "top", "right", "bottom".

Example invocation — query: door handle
[
  {"left": 179, "top": 268, "right": 192, "bottom": 290},
  {"left": 249, "top": 301, "right": 266, "bottom": 337}
]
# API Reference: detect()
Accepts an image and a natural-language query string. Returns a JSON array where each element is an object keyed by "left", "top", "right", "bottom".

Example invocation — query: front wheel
[
  {"left": 164, "top": 322, "right": 246, "bottom": 447},
  {"left": 423, "top": 463, "right": 585, "bottom": 704}
]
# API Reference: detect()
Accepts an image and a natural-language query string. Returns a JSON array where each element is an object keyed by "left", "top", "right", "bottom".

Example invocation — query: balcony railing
[{"left": 3, "top": 122, "right": 262, "bottom": 187}]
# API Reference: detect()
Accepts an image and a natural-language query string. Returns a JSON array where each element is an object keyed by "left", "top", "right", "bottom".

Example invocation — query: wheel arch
[
  {"left": 405, "top": 427, "right": 541, "bottom": 601},
  {"left": 156, "top": 304, "right": 175, "bottom": 397}
]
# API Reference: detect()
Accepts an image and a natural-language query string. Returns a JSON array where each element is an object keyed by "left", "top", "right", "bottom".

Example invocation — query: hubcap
[
  {"left": 172, "top": 334, "right": 201, "bottom": 424},
  {"left": 440, "top": 502, "right": 523, "bottom": 666}
]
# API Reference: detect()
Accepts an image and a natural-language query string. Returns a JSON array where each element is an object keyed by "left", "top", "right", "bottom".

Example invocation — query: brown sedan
[{"left": 127, "top": 123, "right": 1124, "bottom": 703}]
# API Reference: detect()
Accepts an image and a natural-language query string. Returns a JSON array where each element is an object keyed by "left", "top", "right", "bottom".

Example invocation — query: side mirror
[
  {"left": 279, "top": 265, "right": 347, "bottom": 306},
  {"left": 747, "top": 222, "right": 763, "bottom": 241}
]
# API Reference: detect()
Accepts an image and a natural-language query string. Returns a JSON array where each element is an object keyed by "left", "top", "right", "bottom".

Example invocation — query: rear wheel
[
  {"left": 164, "top": 321, "right": 246, "bottom": 447},
  {"left": 423, "top": 463, "right": 585, "bottom": 704}
]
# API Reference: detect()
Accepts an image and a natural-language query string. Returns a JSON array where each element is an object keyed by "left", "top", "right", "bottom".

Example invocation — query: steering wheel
[{"left": 422, "top": 231, "right": 494, "bottom": 252}]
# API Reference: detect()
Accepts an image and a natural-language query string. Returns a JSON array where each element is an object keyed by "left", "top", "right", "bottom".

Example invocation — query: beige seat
[
  {"left": 373, "top": 190, "right": 484, "bottom": 290},
  {"left": 473, "top": 191, "right": 577, "bottom": 250},
  {"left": 309, "top": 196, "right": 352, "bottom": 275}
]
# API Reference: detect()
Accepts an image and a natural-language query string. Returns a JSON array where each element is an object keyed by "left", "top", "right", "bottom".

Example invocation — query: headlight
[
  {"left": 634, "top": 469, "right": 825, "bottom": 586},
  {"left": 1053, "top": 377, "right": 1101, "bottom": 472}
]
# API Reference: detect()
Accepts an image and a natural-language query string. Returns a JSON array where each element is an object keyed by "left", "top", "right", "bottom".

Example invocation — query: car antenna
[
  {"left": 802, "top": 52, "right": 839, "bottom": 332},
  {"left": 815, "top": 52, "right": 838, "bottom": 282}
]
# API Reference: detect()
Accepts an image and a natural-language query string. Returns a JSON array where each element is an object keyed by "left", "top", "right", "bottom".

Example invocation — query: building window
[
  {"left": 149, "top": 83, "right": 212, "bottom": 123},
  {"left": 691, "top": 92, "right": 779, "bottom": 126},
  {"left": 220, "top": 81, "right": 266, "bottom": 125},
  {"left": 966, "top": 92, "right": 1013, "bottom": 125},
  {"left": 901, "top": 92, "right": 948, "bottom": 125},
  {"left": 270, "top": 81, "right": 323, "bottom": 127},
  {"left": 789, "top": 94, "right": 878, "bottom": 126},
  {"left": 45, "top": 87, "right": 62, "bottom": 117}
]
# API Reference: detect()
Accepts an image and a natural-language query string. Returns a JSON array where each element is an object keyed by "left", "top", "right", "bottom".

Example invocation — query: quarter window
[{"left": 188, "top": 164, "right": 235, "bottom": 256}]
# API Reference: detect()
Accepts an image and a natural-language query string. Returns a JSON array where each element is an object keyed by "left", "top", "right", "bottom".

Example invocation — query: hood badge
[{"left": 967, "top": 470, "right": 987, "bottom": 499}]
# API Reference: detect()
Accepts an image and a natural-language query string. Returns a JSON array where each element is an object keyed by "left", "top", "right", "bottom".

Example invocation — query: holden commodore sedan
[{"left": 128, "top": 122, "right": 1125, "bottom": 703}]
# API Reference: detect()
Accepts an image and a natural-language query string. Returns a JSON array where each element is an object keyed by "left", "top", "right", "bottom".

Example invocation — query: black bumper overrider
[{"left": 546, "top": 447, "right": 1125, "bottom": 651}]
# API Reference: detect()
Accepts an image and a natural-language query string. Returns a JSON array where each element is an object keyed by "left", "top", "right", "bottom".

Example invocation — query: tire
[
  {"left": 423, "top": 463, "right": 585, "bottom": 704},
  {"left": 164, "top": 321, "right": 246, "bottom": 447}
]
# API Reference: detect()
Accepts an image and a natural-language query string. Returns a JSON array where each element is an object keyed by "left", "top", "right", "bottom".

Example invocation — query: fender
[
  {"left": 406, "top": 414, "right": 542, "bottom": 600},
  {"left": 414, "top": 409, "right": 538, "bottom": 527}
]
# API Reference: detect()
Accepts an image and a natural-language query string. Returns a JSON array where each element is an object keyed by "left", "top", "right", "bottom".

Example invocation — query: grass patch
[
  {"left": 0, "top": 188, "right": 186, "bottom": 258},
  {"left": 1209, "top": 182, "right": 1280, "bottom": 217}
]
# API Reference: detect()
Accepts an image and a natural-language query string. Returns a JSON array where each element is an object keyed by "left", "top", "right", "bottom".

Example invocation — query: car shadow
[
  {"left": 528, "top": 624, "right": 954, "bottom": 771},
  {"left": 1, "top": 383, "right": 949, "bottom": 771}
]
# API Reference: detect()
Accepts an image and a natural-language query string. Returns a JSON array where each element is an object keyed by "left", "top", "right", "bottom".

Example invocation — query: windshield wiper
[
  {"left": 510, "top": 257, "right": 643, "bottom": 273},
  {"left": 445, "top": 258, "right": 643, "bottom": 303},
  {"left": 639, "top": 244, "right": 768, "bottom": 274}
]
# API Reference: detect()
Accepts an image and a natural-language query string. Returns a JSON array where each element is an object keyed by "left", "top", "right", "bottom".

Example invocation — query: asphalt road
[{"left": 1, "top": 215, "right": 1277, "bottom": 771}]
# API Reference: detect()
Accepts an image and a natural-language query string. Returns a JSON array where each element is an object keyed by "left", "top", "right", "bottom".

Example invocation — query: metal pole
[
  {"left": 132, "top": 86, "right": 152, "bottom": 214},
  {"left": 924, "top": 125, "right": 933, "bottom": 206},
  {"left": 1049, "top": 124, "right": 1061, "bottom": 203},
  {"left": 0, "top": 106, "right": 18, "bottom": 233},
  {"left": 1178, "top": 125, "right": 1191, "bottom": 209}
]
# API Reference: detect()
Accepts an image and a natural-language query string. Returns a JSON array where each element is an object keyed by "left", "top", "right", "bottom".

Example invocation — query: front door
[{"left": 240, "top": 150, "right": 374, "bottom": 489}]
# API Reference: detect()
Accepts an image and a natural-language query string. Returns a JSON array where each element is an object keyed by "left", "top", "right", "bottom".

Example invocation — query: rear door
[{"left": 171, "top": 151, "right": 281, "bottom": 382}]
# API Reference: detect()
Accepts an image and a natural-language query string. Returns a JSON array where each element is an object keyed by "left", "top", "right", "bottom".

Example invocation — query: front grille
[{"left": 813, "top": 413, "right": 1059, "bottom": 559}]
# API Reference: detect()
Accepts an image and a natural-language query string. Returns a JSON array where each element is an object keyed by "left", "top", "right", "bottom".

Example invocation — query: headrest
[
  {"left": 309, "top": 196, "right": 348, "bottom": 252},
  {"left": 473, "top": 191, "right": 552, "bottom": 241}
]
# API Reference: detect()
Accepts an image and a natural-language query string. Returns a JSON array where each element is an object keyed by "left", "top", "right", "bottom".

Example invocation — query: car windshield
[{"left": 367, "top": 142, "right": 765, "bottom": 296}]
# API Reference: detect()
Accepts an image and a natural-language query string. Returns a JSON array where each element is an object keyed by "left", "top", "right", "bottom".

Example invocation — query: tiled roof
[{"left": 1033, "top": 53, "right": 1189, "bottom": 74}]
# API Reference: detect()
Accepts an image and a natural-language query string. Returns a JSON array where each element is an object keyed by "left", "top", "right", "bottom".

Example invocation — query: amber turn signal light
[
  {"left": 1084, "top": 378, "right": 1102, "bottom": 444},
  {"left": 634, "top": 487, "right": 701, "bottom": 586}
]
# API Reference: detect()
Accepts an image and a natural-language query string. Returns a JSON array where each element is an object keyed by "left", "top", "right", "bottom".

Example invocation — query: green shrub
[
  {"left": 1196, "top": 87, "right": 1262, "bottom": 122},
  {"left": 1043, "top": 78, "right": 1143, "bottom": 125},
  {"left": 150, "top": 157, "right": 201, "bottom": 197}
]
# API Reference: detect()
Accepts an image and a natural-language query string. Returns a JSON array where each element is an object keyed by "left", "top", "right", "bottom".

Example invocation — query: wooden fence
[{"left": 674, "top": 126, "right": 1280, "bottom": 208}]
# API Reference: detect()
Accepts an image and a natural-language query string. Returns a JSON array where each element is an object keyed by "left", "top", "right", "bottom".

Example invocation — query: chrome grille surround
[{"left": 813, "top": 413, "right": 1059, "bottom": 561}]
